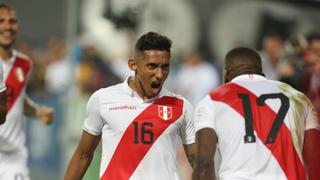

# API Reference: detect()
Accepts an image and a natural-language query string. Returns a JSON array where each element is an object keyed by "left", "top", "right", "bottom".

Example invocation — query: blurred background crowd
[{"left": 3, "top": 0, "right": 320, "bottom": 179}]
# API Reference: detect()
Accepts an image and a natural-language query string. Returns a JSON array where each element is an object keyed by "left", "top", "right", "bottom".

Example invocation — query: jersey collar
[
  {"left": 0, "top": 49, "right": 17, "bottom": 66},
  {"left": 231, "top": 74, "right": 266, "bottom": 82}
]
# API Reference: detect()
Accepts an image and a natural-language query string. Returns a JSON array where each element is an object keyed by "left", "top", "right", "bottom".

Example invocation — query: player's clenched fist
[{"left": 36, "top": 106, "right": 54, "bottom": 125}]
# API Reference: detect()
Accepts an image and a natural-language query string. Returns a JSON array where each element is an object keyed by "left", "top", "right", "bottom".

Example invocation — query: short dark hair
[
  {"left": 0, "top": 3, "right": 13, "bottom": 11},
  {"left": 225, "top": 47, "right": 262, "bottom": 66},
  {"left": 135, "top": 32, "right": 172, "bottom": 52}
]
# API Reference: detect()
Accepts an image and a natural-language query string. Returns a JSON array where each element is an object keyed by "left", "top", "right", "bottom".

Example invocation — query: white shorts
[{"left": 0, "top": 147, "right": 29, "bottom": 180}]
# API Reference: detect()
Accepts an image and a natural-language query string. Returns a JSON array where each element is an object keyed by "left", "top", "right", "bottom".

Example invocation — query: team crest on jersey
[
  {"left": 158, "top": 105, "right": 172, "bottom": 121},
  {"left": 15, "top": 67, "right": 24, "bottom": 82}
]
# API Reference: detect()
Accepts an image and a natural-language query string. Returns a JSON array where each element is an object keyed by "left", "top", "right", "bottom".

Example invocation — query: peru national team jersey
[
  {"left": 83, "top": 78, "right": 195, "bottom": 180},
  {"left": 194, "top": 74, "right": 320, "bottom": 180},
  {"left": 0, "top": 50, "right": 32, "bottom": 153}
]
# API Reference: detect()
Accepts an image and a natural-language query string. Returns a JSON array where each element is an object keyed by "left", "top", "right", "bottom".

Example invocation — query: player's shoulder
[
  {"left": 13, "top": 50, "right": 32, "bottom": 67},
  {"left": 14, "top": 50, "right": 31, "bottom": 62},
  {"left": 162, "top": 88, "right": 193, "bottom": 107},
  {"left": 275, "top": 80, "right": 310, "bottom": 102},
  {"left": 91, "top": 82, "right": 125, "bottom": 98},
  {"left": 91, "top": 82, "right": 130, "bottom": 102},
  {"left": 208, "top": 83, "right": 233, "bottom": 98}
]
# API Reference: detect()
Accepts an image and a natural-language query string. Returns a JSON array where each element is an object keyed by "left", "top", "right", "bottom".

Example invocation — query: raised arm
[
  {"left": 192, "top": 128, "right": 217, "bottom": 180},
  {"left": 65, "top": 130, "right": 101, "bottom": 180}
]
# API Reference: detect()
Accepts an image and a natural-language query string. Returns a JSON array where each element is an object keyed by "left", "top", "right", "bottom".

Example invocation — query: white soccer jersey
[
  {"left": 0, "top": 50, "right": 31, "bottom": 153},
  {"left": 194, "top": 74, "right": 320, "bottom": 180},
  {"left": 83, "top": 77, "right": 195, "bottom": 180}
]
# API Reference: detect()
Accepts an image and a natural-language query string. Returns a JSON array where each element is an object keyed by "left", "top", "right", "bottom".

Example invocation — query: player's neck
[
  {"left": 0, "top": 46, "right": 13, "bottom": 63},
  {"left": 128, "top": 77, "right": 148, "bottom": 100}
]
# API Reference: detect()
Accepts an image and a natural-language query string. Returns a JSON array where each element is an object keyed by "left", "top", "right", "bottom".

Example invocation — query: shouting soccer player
[
  {"left": 65, "top": 32, "right": 196, "bottom": 180},
  {"left": 192, "top": 47, "right": 320, "bottom": 180}
]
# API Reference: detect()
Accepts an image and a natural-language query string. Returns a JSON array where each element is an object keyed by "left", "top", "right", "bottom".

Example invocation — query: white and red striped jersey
[
  {"left": 0, "top": 50, "right": 31, "bottom": 153},
  {"left": 194, "top": 74, "right": 320, "bottom": 180},
  {"left": 83, "top": 78, "right": 195, "bottom": 180}
]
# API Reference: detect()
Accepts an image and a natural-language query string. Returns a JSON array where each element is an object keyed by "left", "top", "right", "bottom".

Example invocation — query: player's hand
[{"left": 36, "top": 106, "right": 54, "bottom": 125}]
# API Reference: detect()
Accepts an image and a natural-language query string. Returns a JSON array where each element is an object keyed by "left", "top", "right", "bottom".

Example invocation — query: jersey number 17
[{"left": 238, "top": 93, "right": 289, "bottom": 144}]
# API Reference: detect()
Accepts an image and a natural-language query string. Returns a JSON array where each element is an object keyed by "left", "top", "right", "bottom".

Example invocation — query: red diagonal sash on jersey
[
  {"left": 5, "top": 56, "right": 31, "bottom": 111},
  {"left": 101, "top": 96, "right": 184, "bottom": 180},
  {"left": 210, "top": 83, "right": 306, "bottom": 180}
]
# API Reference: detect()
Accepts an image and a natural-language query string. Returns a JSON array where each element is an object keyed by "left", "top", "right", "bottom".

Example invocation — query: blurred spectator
[
  {"left": 173, "top": 51, "right": 220, "bottom": 105},
  {"left": 300, "top": 32, "right": 320, "bottom": 118},
  {"left": 109, "top": 57, "right": 134, "bottom": 81},
  {"left": 77, "top": 45, "right": 122, "bottom": 93},
  {"left": 277, "top": 34, "right": 308, "bottom": 89},
  {"left": 260, "top": 32, "right": 285, "bottom": 80},
  {"left": 60, "top": 44, "right": 122, "bottom": 179},
  {"left": 45, "top": 37, "right": 71, "bottom": 95}
]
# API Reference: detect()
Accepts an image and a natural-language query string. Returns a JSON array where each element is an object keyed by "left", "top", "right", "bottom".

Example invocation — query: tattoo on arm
[{"left": 187, "top": 153, "right": 196, "bottom": 167}]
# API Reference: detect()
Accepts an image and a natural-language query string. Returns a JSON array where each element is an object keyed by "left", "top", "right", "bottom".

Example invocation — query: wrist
[{"left": 30, "top": 102, "right": 41, "bottom": 117}]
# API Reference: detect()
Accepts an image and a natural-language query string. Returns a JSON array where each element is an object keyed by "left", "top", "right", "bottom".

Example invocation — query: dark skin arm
[
  {"left": 183, "top": 143, "right": 196, "bottom": 168},
  {"left": 192, "top": 128, "right": 218, "bottom": 180},
  {"left": 0, "top": 90, "right": 7, "bottom": 124},
  {"left": 65, "top": 131, "right": 101, "bottom": 180},
  {"left": 303, "top": 129, "right": 320, "bottom": 180}
]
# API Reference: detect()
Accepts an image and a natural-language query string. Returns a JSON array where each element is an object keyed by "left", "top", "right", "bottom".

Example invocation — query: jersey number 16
[{"left": 133, "top": 122, "right": 154, "bottom": 144}]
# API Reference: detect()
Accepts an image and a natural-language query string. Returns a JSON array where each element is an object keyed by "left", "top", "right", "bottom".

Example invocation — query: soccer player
[
  {"left": 0, "top": 59, "right": 7, "bottom": 124},
  {"left": 192, "top": 47, "right": 320, "bottom": 180},
  {"left": 0, "top": 4, "right": 54, "bottom": 180},
  {"left": 65, "top": 32, "right": 196, "bottom": 180}
]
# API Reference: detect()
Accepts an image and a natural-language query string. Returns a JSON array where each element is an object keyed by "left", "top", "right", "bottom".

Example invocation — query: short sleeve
[
  {"left": 194, "top": 95, "right": 216, "bottom": 132},
  {"left": 83, "top": 90, "right": 104, "bottom": 135},
  {"left": 180, "top": 99, "right": 195, "bottom": 145},
  {"left": 305, "top": 97, "right": 320, "bottom": 131},
  {"left": 0, "top": 60, "right": 6, "bottom": 92}
]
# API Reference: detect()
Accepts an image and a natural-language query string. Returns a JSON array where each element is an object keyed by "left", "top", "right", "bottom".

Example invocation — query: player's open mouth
[{"left": 151, "top": 82, "right": 161, "bottom": 93}]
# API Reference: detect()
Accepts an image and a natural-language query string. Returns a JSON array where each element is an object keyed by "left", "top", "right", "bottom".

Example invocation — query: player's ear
[
  {"left": 128, "top": 59, "right": 137, "bottom": 72},
  {"left": 224, "top": 70, "right": 231, "bottom": 83}
]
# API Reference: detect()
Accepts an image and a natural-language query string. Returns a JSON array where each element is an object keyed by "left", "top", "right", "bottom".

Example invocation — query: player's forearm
[
  {"left": 184, "top": 143, "right": 197, "bottom": 167},
  {"left": 192, "top": 157, "right": 216, "bottom": 180},
  {"left": 303, "top": 129, "right": 320, "bottom": 180},
  {"left": 24, "top": 96, "right": 40, "bottom": 117},
  {"left": 187, "top": 153, "right": 196, "bottom": 167},
  {"left": 0, "top": 91, "right": 7, "bottom": 124},
  {"left": 64, "top": 150, "right": 93, "bottom": 180}
]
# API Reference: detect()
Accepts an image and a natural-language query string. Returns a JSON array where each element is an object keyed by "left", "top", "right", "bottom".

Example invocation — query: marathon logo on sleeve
[{"left": 109, "top": 105, "right": 137, "bottom": 111}]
